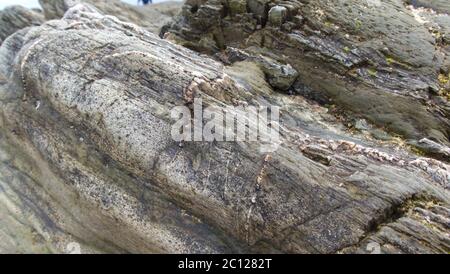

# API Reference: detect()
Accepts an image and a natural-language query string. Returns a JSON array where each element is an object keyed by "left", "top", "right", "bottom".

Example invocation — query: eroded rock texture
[
  {"left": 0, "top": 6, "right": 45, "bottom": 45},
  {"left": 0, "top": 2, "right": 449, "bottom": 254},
  {"left": 166, "top": 0, "right": 450, "bottom": 158},
  {"left": 39, "top": 0, "right": 183, "bottom": 34}
]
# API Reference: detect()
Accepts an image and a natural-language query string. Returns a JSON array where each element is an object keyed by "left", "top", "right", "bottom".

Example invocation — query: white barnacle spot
[{"left": 191, "top": 71, "right": 205, "bottom": 78}]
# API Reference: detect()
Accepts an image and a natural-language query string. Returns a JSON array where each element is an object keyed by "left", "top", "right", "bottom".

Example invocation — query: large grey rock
[
  {"left": 0, "top": 4, "right": 449, "bottom": 254},
  {"left": 167, "top": 0, "right": 450, "bottom": 156},
  {"left": 38, "top": 0, "right": 76, "bottom": 19},
  {"left": 39, "top": 0, "right": 183, "bottom": 34},
  {"left": 407, "top": 0, "right": 450, "bottom": 14},
  {"left": 268, "top": 5, "right": 287, "bottom": 27},
  {"left": 0, "top": 6, "right": 45, "bottom": 44},
  {"left": 343, "top": 201, "right": 450, "bottom": 254},
  {"left": 260, "top": 55, "right": 298, "bottom": 90}
]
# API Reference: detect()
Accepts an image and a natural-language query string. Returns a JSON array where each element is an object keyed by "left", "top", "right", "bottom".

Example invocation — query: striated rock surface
[
  {"left": 39, "top": 0, "right": 183, "bottom": 34},
  {"left": 166, "top": 0, "right": 450, "bottom": 158},
  {"left": 407, "top": 0, "right": 450, "bottom": 14},
  {"left": 0, "top": 3, "right": 449, "bottom": 254},
  {"left": 0, "top": 5, "right": 45, "bottom": 45}
]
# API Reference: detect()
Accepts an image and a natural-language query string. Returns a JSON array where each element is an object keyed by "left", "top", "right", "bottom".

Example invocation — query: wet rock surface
[{"left": 0, "top": 2, "right": 448, "bottom": 254}]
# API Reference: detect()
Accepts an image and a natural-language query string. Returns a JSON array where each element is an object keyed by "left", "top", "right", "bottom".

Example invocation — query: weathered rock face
[
  {"left": 39, "top": 0, "right": 183, "bottom": 34},
  {"left": 166, "top": 0, "right": 450, "bottom": 156},
  {"left": 0, "top": 4, "right": 449, "bottom": 254},
  {"left": 268, "top": 5, "right": 287, "bottom": 27},
  {"left": 38, "top": 0, "right": 75, "bottom": 19},
  {"left": 407, "top": 0, "right": 450, "bottom": 14},
  {"left": 0, "top": 6, "right": 45, "bottom": 45}
]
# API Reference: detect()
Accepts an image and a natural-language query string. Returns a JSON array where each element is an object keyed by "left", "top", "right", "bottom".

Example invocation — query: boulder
[
  {"left": 260, "top": 56, "right": 298, "bottom": 90},
  {"left": 38, "top": 0, "right": 183, "bottom": 34},
  {"left": 0, "top": 4, "right": 449, "bottom": 254},
  {"left": 167, "top": 0, "right": 450, "bottom": 157},
  {"left": 268, "top": 5, "right": 287, "bottom": 27},
  {"left": 0, "top": 6, "right": 45, "bottom": 44}
]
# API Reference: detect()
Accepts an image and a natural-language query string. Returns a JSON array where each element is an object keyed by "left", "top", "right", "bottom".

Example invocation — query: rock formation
[
  {"left": 0, "top": 6, "right": 45, "bottom": 45},
  {"left": 165, "top": 0, "right": 450, "bottom": 160},
  {"left": 38, "top": 0, "right": 183, "bottom": 34},
  {"left": 0, "top": 1, "right": 448, "bottom": 254}
]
